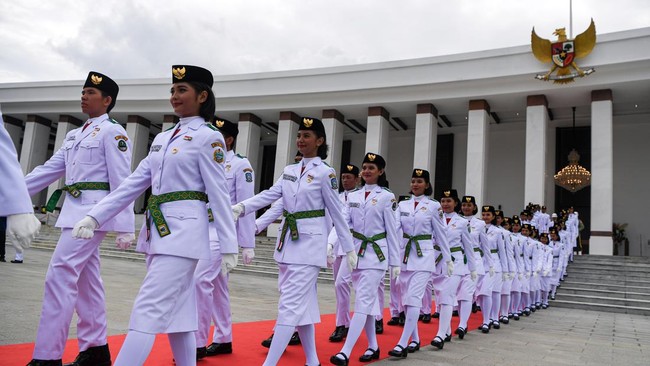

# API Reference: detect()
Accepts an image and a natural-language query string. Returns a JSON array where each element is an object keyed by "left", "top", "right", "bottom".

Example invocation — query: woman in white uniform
[
  {"left": 388, "top": 169, "right": 450, "bottom": 358},
  {"left": 431, "top": 189, "right": 476, "bottom": 349},
  {"left": 479, "top": 205, "right": 507, "bottom": 333},
  {"left": 538, "top": 233, "right": 554, "bottom": 308},
  {"left": 508, "top": 217, "right": 526, "bottom": 320},
  {"left": 72, "top": 65, "right": 238, "bottom": 366},
  {"left": 548, "top": 227, "right": 564, "bottom": 301},
  {"left": 496, "top": 214, "right": 516, "bottom": 325},
  {"left": 330, "top": 152, "right": 400, "bottom": 366},
  {"left": 233, "top": 117, "right": 356, "bottom": 366}
]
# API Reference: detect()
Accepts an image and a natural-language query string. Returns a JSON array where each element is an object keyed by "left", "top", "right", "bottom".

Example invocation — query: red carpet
[{"left": 0, "top": 309, "right": 482, "bottom": 365}]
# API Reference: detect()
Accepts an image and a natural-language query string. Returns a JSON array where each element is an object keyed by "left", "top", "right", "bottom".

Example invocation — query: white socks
[
  {"left": 114, "top": 330, "right": 155, "bottom": 366},
  {"left": 297, "top": 324, "right": 319, "bottom": 366},
  {"left": 263, "top": 324, "right": 294, "bottom": 366},
  {"left": 396, "top": 305, "right": 420, "bottom": 348},
  {"left": 458, "top": 300, "right": 472, "bottom": 329}
]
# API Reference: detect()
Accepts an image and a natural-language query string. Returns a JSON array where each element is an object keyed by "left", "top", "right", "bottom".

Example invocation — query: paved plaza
[{"left": 1, "top": 248, "right": 648, "bottom": 365}]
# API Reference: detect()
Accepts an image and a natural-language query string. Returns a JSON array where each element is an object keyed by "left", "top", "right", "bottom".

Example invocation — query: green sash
[
  {"left": 351, "top": 230, "right": 386, "bottom": 262},
  {"left": 402, "top": 233, "right": 431, "bottom": 264},
  {"left": 45, "top": 182, "right": 110, "bottom": 212},
  {"left": 277, "top": 209, "right": 326, "bottom": 251},
  {"left": 146, "top": 191, "right": 208, "bottom": 237}
]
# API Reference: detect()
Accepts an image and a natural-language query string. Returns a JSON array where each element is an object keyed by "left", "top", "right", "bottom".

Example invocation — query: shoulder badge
[
  {"left": 329, "top": 172, "right": 338, "bottom": 190},
  {"left": 115, "top": 135, "right": 128, "bottom": 152},
  {"left": 391, "top": 198, "right": 397, "bottom": 211},
  {"left": 205, "top": 123, "right": 218, "bottom": 131},
  {"left": 213, "top": 148, "right": 225, "bottom": 163},
  {"left": 211, "top": 141, "right": 224, "bottom": 148},
  {"left": 244, "top": 168, "right": 253, "bottom": 183}
]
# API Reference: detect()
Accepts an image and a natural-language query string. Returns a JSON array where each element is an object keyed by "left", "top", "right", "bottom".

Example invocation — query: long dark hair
[
  {"left": 315, "top": 130, "right": 329, "bottom": 159},
  {"left": 188, "top": 81, "right": 215, "bottom": 121}
]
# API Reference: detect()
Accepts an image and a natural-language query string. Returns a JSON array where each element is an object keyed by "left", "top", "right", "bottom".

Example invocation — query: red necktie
[
  {"left": 446, "top": 217, "right": 451, "bottom": 225},
  {"left": 414, "top": 201, "right": 419, "bottom": 210},
  {"left": 170, "top": 126, "right": 181, "bottom": 139},
  {"left": 365, "top": 191, "right": 370, "bottom": 199},
  {"left": 82, "top": 121, "right": 92, "bottom": 132},
  {"left": 300, "top": 165, "right": 305, "bottom": 175}
]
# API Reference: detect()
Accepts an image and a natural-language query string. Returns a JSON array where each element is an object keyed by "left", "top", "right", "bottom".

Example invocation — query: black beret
[
  {"left": 83, "top": 71, "right": 118, "bottom": 101},
  {"left": 172, "top": 65, "right": 213, "bottom": 86},
  {"left": 342, "top": 164, "right": 359, "bottom": 176},
  {"left": 363, "top": 152, "right": 386, "bottom": 170},
  {"left": 298, "top": 117, "right": 325, "bottom": 136},
  {"left": 412, "top": 168, "right": 430, "bottom": 182},
  {"left": 214, "top": 117, "right": 238, "bottom": 138},
  {"left": 441, "top": 189, "right": 459, "bottom": 201},
  {"left": 482, "top": 205, "right": 496, "bottom": 214},
  {"left": 462, "top": 196, "right": 476, "bottom": 205}
]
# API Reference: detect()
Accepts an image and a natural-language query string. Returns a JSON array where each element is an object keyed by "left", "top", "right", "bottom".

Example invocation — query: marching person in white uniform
[
  {"left": 495, "top": 212, "right": 516, "bottom": 325},
  {"left": 508, "top": 217, "right": 526, "bottom": 320},
  {"left": 24, "top": 72, "right": 133, "bottom": 366},
  {"left": 388, "top": 169, "right": 450, "bottom": 358},
  {"left": 72, "top": 65, "right": 238, "bottom": 366},
  {"left": 233, "top": 117, "right": 356, "bottom": 366},
  {"left": 330, "top": 152, "right": 399, "bottom": 366},
  {"left": 479, "top": 205, "right": 507, "bottom": 333},
  {"left": 548, "top": 227, "right": 564, "bottom": 300}
]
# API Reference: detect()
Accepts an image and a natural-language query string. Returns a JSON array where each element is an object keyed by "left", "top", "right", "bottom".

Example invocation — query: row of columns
[{"left": 5, "top": 90, "right": 614, "bottom": 254}]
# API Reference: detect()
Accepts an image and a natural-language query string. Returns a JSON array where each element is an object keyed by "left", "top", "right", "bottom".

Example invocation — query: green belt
[
  {"left": 146, "top": 191, "right": 208, "bottom": 238},
  {"left": 473, "top": 247, "right": 484, "bottom": 257},
  {"left": 402, "top": 233, "right": 431, "bottom": 264},
  {"left": 351, "top": 230, "right": 386, "bottom": 262},
  {"left": 490, "top": 249, "right": 499, "bottom": 254},
  {"left": 450, "top": 246, "right": 467, "bottom": 264},
  {"left": 433, "top": 245, "right": 464, "bottom": 265},
  {"left": 46, "top": 182, "right": 110, "bottom": 212},
  {"left": 278, "top": 209, "right": 326, "bottom": 251}
]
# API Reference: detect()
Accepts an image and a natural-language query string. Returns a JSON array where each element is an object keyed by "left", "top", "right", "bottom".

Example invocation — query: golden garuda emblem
[{"left": 531, "top": 19, "right": 596, "bottom": 84}]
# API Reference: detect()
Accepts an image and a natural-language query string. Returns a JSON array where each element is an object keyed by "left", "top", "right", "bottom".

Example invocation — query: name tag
[
  {"left": 151, "top": 145, "right": 162, "bottom": 152},
  {"left": 348, "top": 202, "right": 360, "bottom": 208},
  {"left": 283, "top": 174, "right": 297, "bottom": 182},
  {"left": 66, "top": 136, "right": 76, "bottom": 141},
  {"left": 400, "top": 212, "right": 410, "bottom": 217}
]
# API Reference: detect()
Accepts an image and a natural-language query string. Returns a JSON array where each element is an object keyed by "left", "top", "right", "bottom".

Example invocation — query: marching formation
[{"left": 0, "top": 65, "right": 580, "bottom": 366}]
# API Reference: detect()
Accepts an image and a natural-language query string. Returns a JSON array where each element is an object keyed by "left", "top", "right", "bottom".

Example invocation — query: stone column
[
  {"left": 162, "top": 114, "right": 179, "bottom": 132},
  {"left": 20, "top": 114, "right": 52, "bottom": 205},
  {"left": 237, "top": 113, "right": 262, "bottom": 187},
  {"left": 46, "top": 115, "right": 82, "bottom": 207},
  {"left": 590, "top": 89, "right": 614, "bottom": 255},
  {"left": 465, "top": 100, "right": 490, "bottom": 207},
  {"left": 1, "top": 114, "right": 23, "bottom": 155},
  {"left": 274, "top": 111, "right": 300, "bottom": 181},
  {"left": 322, "top": 109, "right": 344, "bottom": 172},
  {"left": 414, "top": 103, "right": 438, "bottom": 176},
  {"left": 365, "top": 106, "right": 390, "bottom": 159},
  {"left": 524, "top": 95, "right": 549, "bottom": 206},
  {"left": 127, "top": 115, "right": 151, "bottom": 212}
]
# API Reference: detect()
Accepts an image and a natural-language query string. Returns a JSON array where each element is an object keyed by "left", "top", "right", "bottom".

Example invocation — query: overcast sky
[{"left": 0, "top": 0, "right": 647, "bottom": 83}]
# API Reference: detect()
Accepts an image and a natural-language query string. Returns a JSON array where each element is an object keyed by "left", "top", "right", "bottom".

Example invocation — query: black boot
[
  {"left": 375, "top": 319, "right": 384, "bottom": 334},
  {"left": 63, "top": 344, "right": 111, "bottom": 366},
  {"left": 28, "top": 360, "right": 63, "bottom": 366}
]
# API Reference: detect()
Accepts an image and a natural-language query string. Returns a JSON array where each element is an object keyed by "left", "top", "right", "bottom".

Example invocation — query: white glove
[
  {"left": 231, "top": 203, "right": 244, "bottom": 222},
  {"left": 326, "top": 243, "right": 335, "bottom": 268},
  {"left": 518, "top": 273, "right": 523, "bottom": 281},
  {"left": 533, "top": 271, "right": 539, "bottom": 277},
  {"left": 446, "top": 260, "right": 454, "bottom": 276},
  {"left": 543, "top": 270, "right": 549, "bottom": 276},
  {"left": 510, "top": 272, "right": 515, "bottom": 280},
  {"left": 346, "top": 250, "right": 358, "bottom": 271},
  {"left": 115, "top": 232, "right": 135, "bottom": 250},
  {"left": 489, "top": 266, "right": 495, "bottom": 277},
  {"left": 525, "top": 272, "right": 530, "bottom": 279},
  {"left": 470, "top": 270, "right": 478, "bottom": 281},
  {"left": 6, "top": 213, "right": 41, "bottom": 250},
  {"left": 242, "top": 248, "right": 255, "bottom": 265},
  {"left": 221, "top": 253, "right": 238, "bottom": 276},
  {"left": 502, "top": 273, "right": 507, "bottom": 281},
  {"left": 391, "top": 266, "right": 401, "bottom": 280},
  {"left": 72, "top": 216, "right": 99, "bottom": 239}
]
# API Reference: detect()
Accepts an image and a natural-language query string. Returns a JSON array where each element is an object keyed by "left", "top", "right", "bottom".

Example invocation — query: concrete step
[
  {"left": 572, "top": 255, "right": 650, "bottom": 265},
  {"left": 558, "top": 286, "right": 650, "bottom": 301},
  {"left": 550, "top": 299, "right": 650, "bottom": 316},
  {"left": 556, "top": 293, "right": 650, "bottom": 308},
  {"left": 563, "top": 272, "right": 650, "bottom": 282},
  {"left": 561, "top": 276, "right": 650, "bottom": 287},
  {"left": 559, "top": 281, "right": 650, "bottom": 294},
  {"left": 567, "top": 264, "right": 650, "bottom": 272}
]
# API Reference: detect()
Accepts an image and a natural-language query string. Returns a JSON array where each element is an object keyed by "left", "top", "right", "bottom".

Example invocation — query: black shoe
[
  {"left": 513, "top": 313, "right": 520, "bottom": 321},
  {"left": 387, "top": 317, "right": 401, "bottom": 326},
  {"left": 63, "top": 344, "right": 111, "bottom": 366},
  {"left": 550, "top": 295, "right": 556, "bottom": 300},
  {"left": 358, "top": 348, "right": 380, "bottom": 362},
  {"left": 444, "top": 334, "right": 452, "bottom": 342},
  {"left": 206, "top": 342, "right": 232, "bottom": 356},
  {"left": 492, "top": 320, "right": 500, "bottom": 329},
  {"left": 421, "top": 313, "right": 431, "bottom": 323},
  {"left": 28, "top": 360, "right": 63, "bottom": 366},
  {"left": 542, "top": 304, "right": 548, "bottom": 309},
  {"left": 328, "top": 326, "right": 348, "bottom": 342},
  {"left": 535, "top": 303, "right": 541, "bottom": 309},
  {"left": 0, "top": 256, "right": 5, "bottom": 262},
  {"left": 480, "top": 323, "right": 490, "bottom": 333},
  {"left": 432, "top": 312, "right": 440, "bottom": 319},
  {"left": 407, "top": 341, "right": 420, "bottom": 353},
  {"left": 508, "top": 313, "right": 514, "bottom": 319},
  {"left": 471, "top": 302, "right": 478, "bottom": 313},
  {"left": 289, "top": 331, "right": 301, "bottom": 345},
  {"left": 476, "top": 305, "right": 481, "bottom": 311},
  {"left": 452, "top": 310, "right": 459, "bottom": 317},
  {"left": 523, "top": 308, "right": 531, "bottom": 316},
  {"left": 329, "top": 352, "right": 349, "bottom": 366},
  {"left": 11, "top": 259, "right": 23, "bottom": 263},
  {"left": 398, "top": 311, "right": 405, "bottom": 326},
  {"left": 530, "top": 306, "right": 536, "bottom": 313},
  {"left": 389, "top": 344, "right": 408, "bottom": 358},
  {"left": 418, "top": 314, "right": 424, "bottom": 321},
  {"left": 261, "top": 333, "right": 274, "bottom": 348},
  {"left": 500, "top": 316, "right": 509, "bottom": 324},
  {"left": 430, "top": 336, "right": 444, "bottom": 349},
  {"left": 375, "top": 319, "right": 383, "bottom": 334},
  {"left": 455, "top": 326, "right": 466, "bottom": 340},
  {"left": 196, "top": 347, "right": 207, "bottom": 360}
]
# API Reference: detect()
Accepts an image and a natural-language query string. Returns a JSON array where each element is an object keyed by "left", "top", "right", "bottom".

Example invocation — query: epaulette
[
  {"left": 108, "top": 118, "right": 119, "bottom": 124},
  {"left": 381, "top": 187, "right": 393, "bottom": 193},
  {"left": 349, "top": 187, "right": 360, "bottom": 193},
  {"left": 429, "top": 198, "right": 439, "bottom": 203},
  {"left": 164, "top": 125, "right": 175, "bottom": 131},
  {"left": 236, "top": 153, "right": 247, "bottom": 159},
  {"left": 205, "top": 123, "right": 218, "bottom": 131},
  {"left": 322, "top": 161, "right": 331, "bottom": 167}
]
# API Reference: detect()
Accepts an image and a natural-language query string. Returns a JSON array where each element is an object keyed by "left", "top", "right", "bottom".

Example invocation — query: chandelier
[{"left": 554, "top": 107, "right": 591, "bottom": 193}]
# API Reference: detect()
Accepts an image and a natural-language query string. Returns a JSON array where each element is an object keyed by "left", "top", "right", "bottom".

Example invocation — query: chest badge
[
  {"left": 183, "top": 135, "right": 192, "bottom": 141},
  {"left": 306, "top": 174, "right": 314, "bottom": 183},
  {"left": 371, "top": 198, "right": 377, "bottom": 206},
  {"left": 225, "top": 164, "right": 231, "bottom": 172},
  {"left": 172, "top": 148, "right": 179, "bottom": 154}
]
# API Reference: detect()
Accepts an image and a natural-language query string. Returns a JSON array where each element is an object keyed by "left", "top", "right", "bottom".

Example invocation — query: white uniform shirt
[
  {"left": 0, "top": 112, "right": 33, "bottom": 216},
  {"left": 485, "top": 224, "right": 507, "bottom": 272}
]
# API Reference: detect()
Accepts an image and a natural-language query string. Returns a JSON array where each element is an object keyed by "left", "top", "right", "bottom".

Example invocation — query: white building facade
[{"left": 1, "top": 28, "right": 649, "bottom": 256}]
